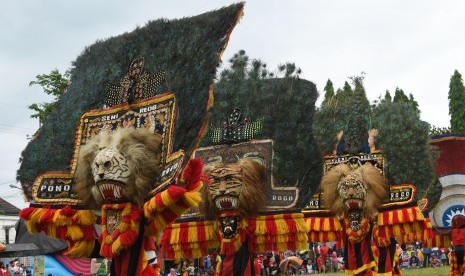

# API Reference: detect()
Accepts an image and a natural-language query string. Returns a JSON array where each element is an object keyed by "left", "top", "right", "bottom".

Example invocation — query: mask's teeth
[{"left": 114, "top": 186, "right": 121, "bottom": 198}]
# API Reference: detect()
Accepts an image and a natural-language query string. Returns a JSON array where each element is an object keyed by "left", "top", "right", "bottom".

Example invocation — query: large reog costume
[{"left": 17, "top": 4, "right": 244, "bottom": 276}]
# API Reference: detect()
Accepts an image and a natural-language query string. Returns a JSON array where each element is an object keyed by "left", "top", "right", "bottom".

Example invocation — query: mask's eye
[
  {"left": 104, "top": 161, "right": 111, "bottom": 168},
  {"left": 94, "top": 162, "right": 99, "bottom": 168},
  {"left": 229, "top": 218, "right": 236, "bottom": 224},
  {"left": 225, "top": 176, "right": 233, "bottom": 181}
]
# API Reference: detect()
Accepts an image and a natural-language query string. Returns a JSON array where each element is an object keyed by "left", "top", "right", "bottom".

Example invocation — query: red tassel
[
  {"left": 120, "top": 229, "right": 138, "bottom": 247},
  {"left": 81, "top": 226, "right": 96, "bottom": 240},
  {"left": 60, "top": 206, "right": 76, "bottom": 217},
  {"left": 183, "top": 158, "right": 209, "bottom": 190},
  {"left": 19, "top": 207, "right": 37, "bottom": 219},
  {"left": 167, "top": 185, "right": 187, "bottom": 201},
  {"left": 56, "top": 226, "right": 68, "bottom": 239},
  {"left": 40, "top": 209, "right": 56, "bottom": 223},
  {"left": 100, "top": 244, "right": 111, "bottom": 258}
]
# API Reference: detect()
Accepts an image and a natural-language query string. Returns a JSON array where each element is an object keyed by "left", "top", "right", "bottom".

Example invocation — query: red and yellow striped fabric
[
  {"left": 144, "top": 158, "right": 204, "bottom": 236},
  {"left": 249, "top": 213, "right": 309, "bottom": 253},
  {"left": 376, "top": 206, "right": 426, "bottom": 244},
  {"left": 305, "top": 216, "right": 342, "bottom": 242},
  {"left": 161, "top": 220, "right": 217, "bottom": 260},
  {"left": 19, "top": 206, "right": 97, "bottom": 257}
]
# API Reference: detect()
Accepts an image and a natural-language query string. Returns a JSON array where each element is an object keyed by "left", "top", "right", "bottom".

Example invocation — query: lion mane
[
  {"left": 321, "top": 163, "right": 386, "bottom": 219},
  {"left": 74, "top": 128, "right": 162, "bottom": 209},
  {"left": 199, "top": 159, "right": 267, "bottom": 219}
]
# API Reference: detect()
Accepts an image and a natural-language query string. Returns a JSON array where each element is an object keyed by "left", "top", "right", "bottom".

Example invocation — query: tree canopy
[
  {"left": 314, "top": 75, "right": 435, "bottom": 201},
  {"left": 28, "top": 69, "right": 69, "bottom": 126},
  {"left": 448, "top": 69, "right": 465, "bottom": 133},
  {"left": 208, "top": 50, "right": 322, "bottom": 208}
]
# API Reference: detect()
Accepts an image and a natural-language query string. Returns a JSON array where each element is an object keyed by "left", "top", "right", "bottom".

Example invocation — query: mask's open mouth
[
  {"left": 213, "top": 196, "right": 238, "bottom": 210},
  {"left": 344, "top": 199, "right": 363, "bottom": 209},
  {"left": 97, "top": 181, "right": 126, "bottom": 201}
]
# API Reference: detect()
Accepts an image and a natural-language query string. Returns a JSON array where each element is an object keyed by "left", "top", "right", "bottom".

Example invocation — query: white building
[{"left": 0, "top": 198, "right": 20, "bottom": 244}]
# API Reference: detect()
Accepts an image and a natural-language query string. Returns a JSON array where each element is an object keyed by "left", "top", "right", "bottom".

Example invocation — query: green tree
[
  {"left": 210, "top": 50, "right": 322, "bottom": 208},
  {"left": 393, "top": 87, "right": 409, "bottom": 103},
  {"left": 342, "top": 81, "right": 353, "bottom": 98},
  {"left": 322, "top": 79, "right": 335, "bottom": 106},
  {"left": 408, "top": 93, "right": 420, "bottom": 115},
  {"left": 384, "top": 90, "right": 392, "bottom": 102},
  {"left": 448, "top": 70, "right": 465, "bottom": 133},
  {"left": 372, "top": 100, "right": 434, "bottom": 200},
  {"left": 28, "top": 69, "right": 69, "bottom": 126},
  {"left": 345, "top": 77, "right": 370, "bottom": 154}
]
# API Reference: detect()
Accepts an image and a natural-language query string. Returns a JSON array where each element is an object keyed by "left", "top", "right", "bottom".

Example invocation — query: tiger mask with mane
[
  {"left": 199, "top": 158, "right": 267, "bottom": 220},
  {"left": 321, "top": 163, "right": 386, "bottom": 219},
  {"left": 74, "top": 128, "right": 162, "bottom": 209}
]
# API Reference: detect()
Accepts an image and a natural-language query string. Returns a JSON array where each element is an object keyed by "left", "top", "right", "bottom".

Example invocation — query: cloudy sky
[{"left": 1, "top": 0, "right": 464, "bottom": 208}]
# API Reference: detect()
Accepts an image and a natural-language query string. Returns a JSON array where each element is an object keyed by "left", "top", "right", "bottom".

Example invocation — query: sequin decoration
[
  {"left": 105, "top": 57, "right": 165, "bottom": 107},
  {"left": 208, "top": 108, "right": 263, "bottom": 145}
]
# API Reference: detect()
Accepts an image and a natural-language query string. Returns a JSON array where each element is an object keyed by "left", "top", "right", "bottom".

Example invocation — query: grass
[{"left": 316, "top": 266, "right": 449, "bottom": 276}]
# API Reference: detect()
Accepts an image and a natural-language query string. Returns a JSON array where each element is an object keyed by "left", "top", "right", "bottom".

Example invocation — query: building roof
[{"left": 0, "top": 198, "right": 21, "bottom": 216}]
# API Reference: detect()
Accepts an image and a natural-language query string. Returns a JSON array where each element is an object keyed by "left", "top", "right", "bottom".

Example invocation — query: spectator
[
  {"left": 0, "top": 262, "right": 7, "bottom": 276},
  {"left": 187, "top": 262, "right": 195, "bottom": 276},
  {"left": 19, "top": 264, "right": 26, "bottom": 276},
  {"left": 316, "top": 255, "right": 325, "bottom": 273},
  {"left": 90, "top": 258, "right": 101, "bottom": 276},
  {"left": 181, "top": 260, "right": 188, "bottom": 276},
  {"left": 263, "top": 254, "right": 270, "bottom": 276},
  {"left": 204, "top": 255, "right": 211, "bottom": 271},
  {"left": 409, "top": 252, "right": 420, "bottom": 268},
  {"left": 337, "top": 254, "right": 345, "bottom": 272},
  {"left": 396, "top": 244, "right": 403, "bottom": 258},
  {"left": 168, "top": 268, "right": 177, "bottom": 276},
  {"left": 440, "top": 249, "right": 447, "bottom": 266},
  {"left": 430, "top": 255, "right": 440, "bottom": 267},
  {"left": 451, "top": 215, "right": 465, "bottom": 275},
  {"left": 319, "top": 243, "right": 329, "bottom": 262},
  {"left": 330, "top": 251, "right": 339, "bottom": 272},
  {"left": 253, "top": 256, "right": 262, "bottom": 276},
  {"left": 422, "top": 246, "right": 431, "bottom": 267}
]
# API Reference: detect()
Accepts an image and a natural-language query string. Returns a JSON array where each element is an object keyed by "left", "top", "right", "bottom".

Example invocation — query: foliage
[
  {"left": 344, "top": 77, "right": 370, "bottom": 154},
  {"left": 322, "top": 79, "right": 335, "bottom": 106},
  {"left": 315, "top": 75, "right": 435, "bottom": 200},
  {"left": 384, "top": 90, "right": 392, "bottom": 102},
  {"left": 429, "top": 125, "right": 451, "bottom": 137},
  {"left": 17, "top": 3, "right": 245, "bottom": 199},
  {"left": 28, "top": 69, "right": 70, "bottom": 126},
  {"left": 314, "top": 74, "right": 370, "bottom": 156},
  {"left": 448, "top": 70, "right": 465, "bottom": 133},
  {"left": 372, "top": 100, "right": 435, "bottom": 199},
  {"left": 393, "top": 87, "right": 409, "bottom": 103},
  {"left": 206, "top": 50, "right": 322, "bottom": 208},
  {"left": 342, "top": 81, "right": 353, "bottom": 98}
]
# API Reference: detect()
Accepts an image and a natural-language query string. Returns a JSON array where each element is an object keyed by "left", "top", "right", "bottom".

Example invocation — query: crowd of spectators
[{"left": 398, "top": 242, "right": 450, "bottom": 269}]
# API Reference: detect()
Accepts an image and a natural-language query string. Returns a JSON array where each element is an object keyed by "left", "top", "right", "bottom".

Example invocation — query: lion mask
[
  {"left": 199, "top": 158, "right": 267, "bottom": 220},
  {"left": 75, "top": 128, "right": 162, "bottom": 209},
  {"left": 321, "top": 163, "right": 386, "bottom": 219}
]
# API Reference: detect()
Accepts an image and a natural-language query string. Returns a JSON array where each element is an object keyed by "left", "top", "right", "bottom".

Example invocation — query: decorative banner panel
[
  {"left": 303, "top": 184, "right": 417, "bottom": 212},
  {"left": 194, "top": 140, "right": 299, "bottom": 209},
  {"left": 33, "top": 95, "right": 183, "bottom": 204}
]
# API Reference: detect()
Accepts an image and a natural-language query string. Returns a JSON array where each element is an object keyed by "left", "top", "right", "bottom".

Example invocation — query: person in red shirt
[
  {"left": 317, "top": 254, "right": 325, "bottom": 273},
  {"left": 253, "top": 255, "right": 263, "bottom": 276},
  {"left": 319, "top": 243, "right": 330, "bottom": 262},
  {"left": 451, "top": 214, "right": 465, "bottom": 275}
]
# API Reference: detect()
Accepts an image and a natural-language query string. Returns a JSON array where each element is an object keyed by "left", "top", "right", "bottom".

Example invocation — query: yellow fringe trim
[{"left": 344, "top": 261, "right": 376, "bottom": 275}]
